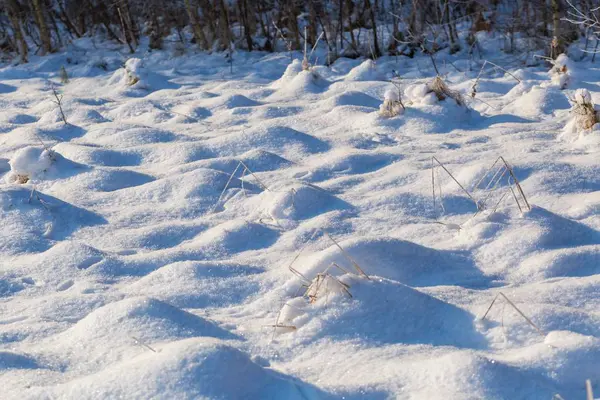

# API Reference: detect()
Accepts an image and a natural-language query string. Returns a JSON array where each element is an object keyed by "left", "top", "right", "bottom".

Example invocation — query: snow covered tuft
[{"left": 6, "top": 147, "right": 54, "bottom": 184}]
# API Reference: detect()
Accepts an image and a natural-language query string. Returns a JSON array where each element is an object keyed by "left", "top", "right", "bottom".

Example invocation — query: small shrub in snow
[
  {"left": 428, "top": 76, "right": 465, "bottom": 106},
  {"left": 125, "top": 58, "right": 144, "bottom": 86},
  {"left": 405, "top": 77, "right": 465, "bottom": 107},
  {"left": 379, "top": 89, "right": 405, "bottom": 117},
  {"left": 570, "top": 89, "right": 599, "bottom": 132},
  {"left": 59, "top": 66, "right": 69, "bottom": 84},
  {"left": 6, "top": 147, "right": 55, "bottom": 184},
  {"left": 548, "top": 54, "right": 572, "bottom": 89}
]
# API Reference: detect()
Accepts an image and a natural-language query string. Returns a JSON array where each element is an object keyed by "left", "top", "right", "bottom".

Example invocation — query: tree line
[{"left": 0, "top": 0, "right": 596, "bottom": 64}]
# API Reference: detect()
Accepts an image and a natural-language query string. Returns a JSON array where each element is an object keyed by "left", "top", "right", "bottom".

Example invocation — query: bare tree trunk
[
  {"left": 552, "top": 0, "right": 563, "bottom": 56},
  {"left": 116, "top": 2, "right": 135, "bottom": 53},
  {"left": 184, "top": 0, "right": 209, "bottom": 49},
  {"left": 287, "top": 0, "right": 301, "bottom": 49},
  {"left": 6, "top": 0, "right": 28, "bottom": 62},
  {"left": 56, "top": 1, "right": 83, "bottom": 38},
  {"left": 218, "top": 0, "right": 232, "bottom": 50},
  {"left": 32, "top": 0, "right": 52, "bottom": 54},
  {"left": 541, "top": 0, "right": 550, "bottom": 36},
  {"left": 239, "top": 0, "right": 254, "bottom": 50},
  {"left": 365, "top": 0, "right": 381, "bottom": 57}
]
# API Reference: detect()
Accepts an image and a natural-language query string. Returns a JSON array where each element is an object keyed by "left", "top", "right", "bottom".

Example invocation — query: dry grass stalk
[
  {"left": 474, "top": 156, "right": 531, "bottom": 215},
  {"left": 431, "top": 156, "right": 479, "bottom": 222},
  {"left": 586, "top": 379, "right": 594, "bottom": 400},
  {"left": 480, "top": 292, "right": 545, "bottom": 337},
  {"left": 429, "top": 75, "right": 465, "bottom": 106},
  {"left": 212, "top": 160, "right": 272, "bottom": 213},
  {"left": 51, "top": 84, "right": 68, "bottom": 125},
  {"left": 269, "top": 302, "right": 299, "bottom": 340},
  {"left": 306, "top": 271, "right": 352, "bottom": 303},
  {"left": 470, "top": 60, "right": 521, "bottom": 98},
  {"left": 325, "top": 232, "right": 370, "bottom": 279},
  {"left": 131, "top": 336, "right": 157, "bottom": 352}
]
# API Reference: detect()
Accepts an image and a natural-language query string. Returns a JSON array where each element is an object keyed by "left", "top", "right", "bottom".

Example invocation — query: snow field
[{"left": 0, "top": 43, "right": 600, "bottom": 399}]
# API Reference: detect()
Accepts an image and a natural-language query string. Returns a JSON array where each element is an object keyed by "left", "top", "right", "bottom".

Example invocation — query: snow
[{"left": 1, "top": 38, "right": 600, "bottom": 399}]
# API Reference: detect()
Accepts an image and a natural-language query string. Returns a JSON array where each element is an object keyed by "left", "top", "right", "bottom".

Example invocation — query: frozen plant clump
[
  {"left": 428, "top": 76, "right": 466, "bottom": 106},
  {"left": 572, "top": 89, "right": 599, "bottom": 130},
  {"left": 6, "top": 147, "right": 55, "bottom": 184},
  {"left": 548, "top": 54, "right": 573, "bottom": 89},
  {"left": 125, "top": 58, "right": 145, "bottom": 87},
  {"left": 405, "top": 83, "right": 438, "bottom": 105},
  {"left": 561, "top": 89, "right": 600, "bottom": 141},
  {"left": 379, "top": 89, "right": 405, "bottom": 117}
]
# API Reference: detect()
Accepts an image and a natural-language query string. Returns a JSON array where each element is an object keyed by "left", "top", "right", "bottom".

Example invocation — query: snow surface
[{"left": 1, "top": 39, "right": 600, "bottom": 399}]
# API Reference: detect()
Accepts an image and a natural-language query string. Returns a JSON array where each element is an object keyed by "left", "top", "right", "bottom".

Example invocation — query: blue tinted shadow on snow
[
  {"left": 475, "top": 113, "right": 536, "bottom": 129},
  {"left": 311, "top": 280, "right": 487, "bottom": 349},
  {"left": 39, "top": 123, "right": 87, "bottom": 141},
  {"left": 8, "top": 114, "right": 37, "bottom": 124},
  {"left": 304, "top": 153, "right": 402, "bottom": 183},
  {"left": 140, "top": 299, "right": 241, "bottom": 340},
  {"left": 0, "top": 351, "right": 40, "bottom": 370},
  {"left": 528, "top": 206, "right": 600, "bottom": 248},
  {"left": 0, "top": 83, "right": 17, "bottom": 94},
  {"left": 31, "top": 190, "right": 107, "bottom": 240},
  {"left": 0, "top": 277, "right": 25, "bottom": 297}
]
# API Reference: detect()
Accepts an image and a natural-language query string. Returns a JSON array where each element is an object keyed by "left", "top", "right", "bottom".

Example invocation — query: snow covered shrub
[
  {"left": 6, "top": 147, "right": 55, "bottom": 184},
  {"left": 428, "top": 76, "right": 466, "bottom": 106},
  {"left": 379, "top": 89, "right": 405, "bottom": 117},
  {"left": 564, "top": 89, "right": 600, "bottom": 136},
  {"left": 404, "top": 77, "right": 465, "bottom": 107},
  {"left": 60, "top": 66, "right": 69, "bottom": 84},
  {"left": 125, "top": 58, "right": 144, "bottom": 86},
  {"left": 548, "top": 54, "right": 573, "bottom": 89},
  {"left": 405, "top": 83, "right": 438, "bottom": 105}
]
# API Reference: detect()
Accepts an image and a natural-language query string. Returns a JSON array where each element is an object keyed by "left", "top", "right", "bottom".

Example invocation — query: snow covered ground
[{"left": 1, "top": 39, "right": 600, "bottom": 399}]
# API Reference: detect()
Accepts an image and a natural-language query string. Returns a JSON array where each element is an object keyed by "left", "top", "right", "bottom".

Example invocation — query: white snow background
[{"left": 1, "top": 36, "right": 600, "bottom": 399}]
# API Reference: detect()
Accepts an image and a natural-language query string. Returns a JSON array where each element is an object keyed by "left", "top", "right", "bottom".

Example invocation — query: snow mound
[
  {"left": 32, "top": 338, "right": 326, "bottom": 399},
  {"left": 126, "top": 261, "right": 264, "bottom": 308},
  {"left": 36, "top": 241, "right": 105, "bottom": 271},
  {"left": 51, "top": 143, "right": 141, "bottom": 167},
  {"left": 503, "top": 85, "right": 570, "bottom": 118},
  {"left": 45, "top": 297, "right": 236, "bottom": 369},
  {"left": 283, "top": 277, "right": 484, "bottom": 347},
  {"left": 321, "top": 91, "right": 381, "bottom": 110},
  {"left": 60, "top": 168, "right": 154, "bottom": 192},
  {"left": 87, "top": 126, "right": 177, "bottom": 147},
  {"left": 270, "top": 69, "right": 329, "bottom": 99},
  {"left": 6, "top": 147, "right": 54, "bottom": 184},
  {"left": 301, "top": 151, "right": 400, "bottom": 182},
  {"left": 207, "top": 126, "right": 329, "bottom": 159},
  {"left": 192, "top": 220, "right": 280, "bottom": 256},
  {"left": 517, "top": 245, "right": 600, "bottom": 281},
  {"left": 295, "top": 236, "right": 482, "bottom": 287},
  {"left": 272, "top": 59, "right": 303, "bottom": 88},
  {"left": 473, "top": 206, "right": 600, "bottom": 277},
  {"left": 344, "top": 59, "right": 383, "bottom": 81},
  {"left": 262, "top": 184, "right": 351, "bottom": 223}
]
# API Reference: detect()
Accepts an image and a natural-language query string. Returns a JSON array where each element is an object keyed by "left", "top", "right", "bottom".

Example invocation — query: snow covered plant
[
  {"left": 6, "top": 146, "right": 55, "bottom": 184},
  {"left": 379, "top": 89, "right": 405, "bottom": 117},
  {"left": 548, "top": 54, "right": 572, "bottom": 89},
  {"left": 59, "top": 66, "right": 69, "bottom": 84},
  {"left": 125, "top": 58, "right": 144, "bottom": 87},
  {"left": 405, "top": 76, "right": 465, "bottom": 107},
  {"left": 569, "top": 89, "right": 599, "bottom": 132}
]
